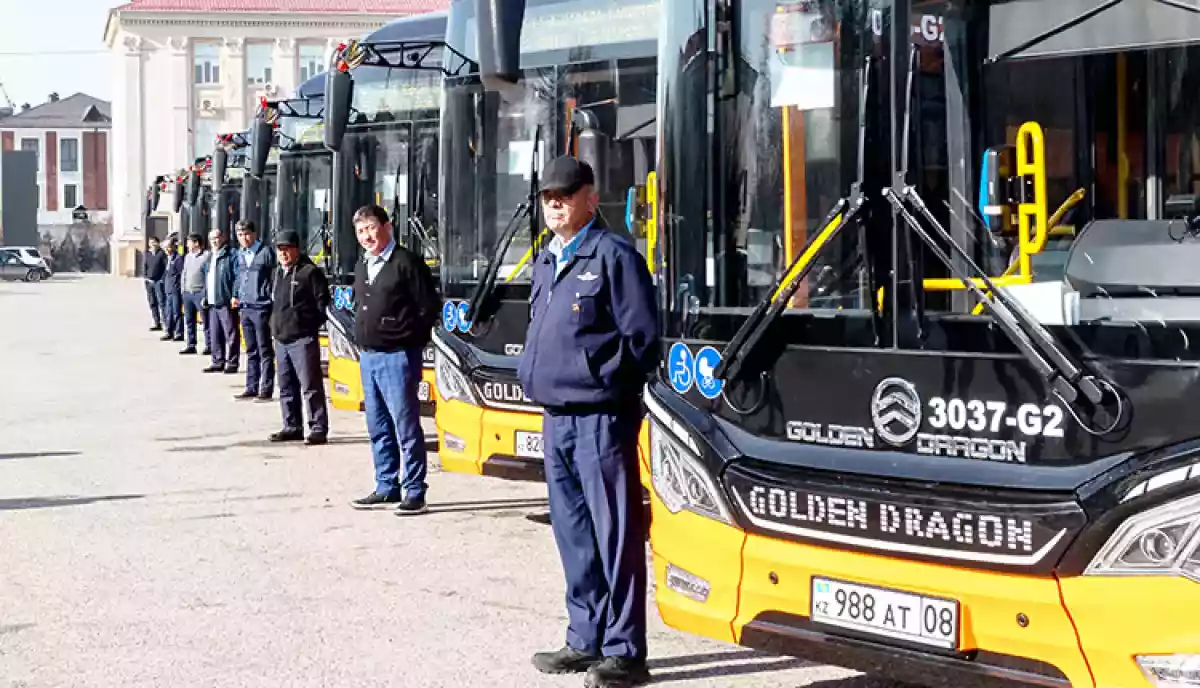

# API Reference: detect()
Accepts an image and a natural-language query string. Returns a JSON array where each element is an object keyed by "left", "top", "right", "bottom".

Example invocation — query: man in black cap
[
  {"left": 268, "top": 230, "right": 331, "bottom": 445},
  {"left": 518, "top": 156, "right": 660, "bottom": 688}
]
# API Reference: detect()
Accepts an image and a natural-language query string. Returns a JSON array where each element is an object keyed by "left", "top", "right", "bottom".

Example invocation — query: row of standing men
[{"left": 139, "top": 156, "right": 660, "bottom": 688}]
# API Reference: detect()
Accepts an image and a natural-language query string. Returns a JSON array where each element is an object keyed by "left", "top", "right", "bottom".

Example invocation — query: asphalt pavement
[{"left": 0, "top": 274, "right": 902, "bottom": 688}]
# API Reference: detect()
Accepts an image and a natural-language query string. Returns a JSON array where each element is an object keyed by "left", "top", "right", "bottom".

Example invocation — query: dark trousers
[
  {"left": 211, "top": 306, "right": 240, "bottom": 370},
  {"left": 144, "top": 280, "right": 165, "bottom": 327},
  {"left": 165, "top": 287, "right": 183, "bottom": 338},
  {"left": 240, "top": 306, "right": 275, "bottom": 395},
  {"left": 277, "top": 336, "right": 328, "bottom": 434},
  {"left": 543, "top": 409, "right": 647, "bottom": 660},
  {"left": 360, "top": 348, "right": 427, "bottom": 499},
  {"left": 182, "top": 291, "right": 210, "bottom": 351}
]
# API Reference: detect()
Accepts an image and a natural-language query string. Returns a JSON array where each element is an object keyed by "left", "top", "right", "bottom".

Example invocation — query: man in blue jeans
[
  {"left": 143, "top": 236, "right": 167, "bottom": 331},
  {"left": 161, "top": 234, "right": 185, "bottom": 343},
  {"left": 179, "top": 233, "right": 211, "bottom": 356},
  {"left": 202, "top": 228, "right": 240, "bottom": 375},
  {"left": 348, "top": 204, "right": 440, "bottom": 515}
]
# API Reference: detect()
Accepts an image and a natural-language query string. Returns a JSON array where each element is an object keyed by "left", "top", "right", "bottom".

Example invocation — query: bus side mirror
[
  {"left": 212, "top": 147, "right": 228, "bottom": 188},
  {"left": 187, "top": 169, "right": 201, "bottom": 207},
  {"left": 979, "top": 144, "right": 1017, "bottom": 235},
  {"left": 476, "top": 0, "right": 526, "bottom": 94},
  {"left": 250, "top": 119, "right": 272, "bottom": 179},
  {"left": 325, "top": 69, "right": 353, "bottom": 152},
  {"left": 174, "top": 180, "right": 185, "bottom": 213},
  {"left": 151, "top": 180, "right": 161, "bottom": 213}
]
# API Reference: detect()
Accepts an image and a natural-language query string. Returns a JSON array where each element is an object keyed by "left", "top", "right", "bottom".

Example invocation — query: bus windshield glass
[
  {"left": 440, "top": 0, "right": 660, "bottom": 291},
  {"left": 276, "top": 150, "right": 332, "bottom": 260}
]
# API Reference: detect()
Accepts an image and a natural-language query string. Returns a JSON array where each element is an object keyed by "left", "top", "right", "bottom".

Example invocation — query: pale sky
[{"left": 0, "top": 0, "right": 115, "bottom": 108}]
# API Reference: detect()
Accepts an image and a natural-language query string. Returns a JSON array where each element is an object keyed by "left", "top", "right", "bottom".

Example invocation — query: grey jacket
[{"left": 182, "top": 250, "right": 209, "bottom": 293}]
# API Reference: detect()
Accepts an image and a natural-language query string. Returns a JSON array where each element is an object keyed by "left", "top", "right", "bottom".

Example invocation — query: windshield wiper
[
  {"left": 714, "top": 57, "right": 876, "bottom": 383},
  {"left": 885, "top": 45, "right": 1123, "bottom": 436},
  {"left": 463, "top": 124, "right": 543, "bottom": 326}
]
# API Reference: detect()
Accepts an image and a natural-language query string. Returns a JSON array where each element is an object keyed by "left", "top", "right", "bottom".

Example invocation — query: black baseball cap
[
  {"left": 275, "top": 230, "right": 300, "bottom": 247},
  {"left": 539, "top": 155, "right": 595, "bottom": 196}
]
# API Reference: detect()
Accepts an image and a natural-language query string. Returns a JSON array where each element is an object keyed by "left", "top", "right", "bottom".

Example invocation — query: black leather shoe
[
  {"left": 223, "top": 367, "right": 239, "bottom": 375},
  {"left": 394, "top": 495, "right": 428, "bottom": 516},
  {"left": 202, "top": 365, "right": 224, "bottom": 373},
  {"left": 173, "top": 336, "right": 184, "bottom": 342},
  {"left": 304, "top": 433, "right": 327, "bottom": 446},
  {"left": 350, "top": 491, "right": 403, "bottom": 509},
  {"left": 585, "top": 657, "right": 650, "bottom": 688},
  {"left": 201, "top": 349, "right": 211, "bottom": 356},
  {"left": 149, "top": 325, "right": 162, "bottom": 332},
  {"left": 269, "top": 429, "right": 304, "bottom": 442},
  {"left": 159, "top": 334, "right": 174, "bottom": 341},
  {"left": 179, "top": 347, "right": 196, "bottom": 355},
  {"left": 531, "top": 646, "right": 600, "bottom": 675},
  {"left": 234, "top": 391, "right": 257, "bottom": 400},
  {"left": 255, "top": 392, "right": 274, "bottom": 402}
]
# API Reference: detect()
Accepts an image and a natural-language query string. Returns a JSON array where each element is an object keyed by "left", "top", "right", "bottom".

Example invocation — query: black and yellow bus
[
  {"left": 479, "top": 0, "right": 1200, "bottom": 686},
  {"left": 432, "top": 0, "right": 659, "bottom": 481},
  {"left": 321, "top": 11, "right": 449, "bottom": 417}
]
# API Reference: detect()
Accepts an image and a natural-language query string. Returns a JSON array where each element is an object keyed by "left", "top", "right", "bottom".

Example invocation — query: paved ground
[{"left": 0, "top": 275, "right": 903, "bottom": 688}]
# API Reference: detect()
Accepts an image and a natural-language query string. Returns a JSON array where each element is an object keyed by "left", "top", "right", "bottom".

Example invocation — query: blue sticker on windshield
[
  {"left": 442, "top": 301, "right": 458, "bottom": 332},
  {"left": 668, "top": 342, "right": 694, "bottom": 395},
  {"left": 456, "top": 301, "right": 472, "bottom": 333},
  {"left": 333, "top": 286, "right": 354, "bottom": 311},
  {"left": 693, "top": 346, "right": 725, "bottom": 400}
]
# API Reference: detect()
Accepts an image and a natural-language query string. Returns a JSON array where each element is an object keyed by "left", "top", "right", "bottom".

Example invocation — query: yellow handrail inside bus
[
  {"left": 1016, "top": 121, "right": 1049, "bottom": 272},
  {"left": 645, "top": 170, "right": 658, "bottom": 274}
]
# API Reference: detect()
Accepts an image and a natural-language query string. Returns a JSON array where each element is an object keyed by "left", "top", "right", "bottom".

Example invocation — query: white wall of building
[
  {"left": 105, "top": 11, "right": 398, "bottom": 275},
  {"left": 0, "top": 126, "right": 114, "bottom": 227}
]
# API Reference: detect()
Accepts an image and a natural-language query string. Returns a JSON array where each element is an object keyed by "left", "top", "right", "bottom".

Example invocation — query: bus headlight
[
  {"left": 1137, "top": 655, "right": 1200, "bottom": 687},
  {"left": 1086, "top": 492, "right": 1200, "bottom": 582},
  {"left": 649, "top": 420, "right": 732, "bottom": 524},
  {"left": 435, "top": 351, "right": 478, "bottom": 406},
  {"left": 327, "top": 325, "right": 359, "bottom": 362}
]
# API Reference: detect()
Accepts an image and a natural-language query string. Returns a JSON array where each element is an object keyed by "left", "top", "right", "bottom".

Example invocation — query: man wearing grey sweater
[{"left": 179, "top": 233, "right": 211, "bottom": 356}]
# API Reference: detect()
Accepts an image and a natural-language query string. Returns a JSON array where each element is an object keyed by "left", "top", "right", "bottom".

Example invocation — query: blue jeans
[
  {"left": 360, "top": 348, "right": 427, "bottom": 499},
  {"left": 144, "top": 280, "right": 165, "bottom": 327},
  {"left": 182, "top": 291, "right": 210, "bottom": 350},
  {"left": 165, "top": 287, "right": 183, "bottom": 338}
]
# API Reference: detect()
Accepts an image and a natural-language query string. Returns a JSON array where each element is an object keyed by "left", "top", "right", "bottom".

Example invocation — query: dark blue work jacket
[{"left": 517, "top": 224, "right": 660, "bottom": 411}]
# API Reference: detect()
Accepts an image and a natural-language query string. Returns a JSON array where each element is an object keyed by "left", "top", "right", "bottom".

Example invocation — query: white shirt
[
  {"left": 206, "top": 247, "right": 218, "bottom": 301},
  {"left": 365, "top": 238, "right": 395, "bottom": 285}
]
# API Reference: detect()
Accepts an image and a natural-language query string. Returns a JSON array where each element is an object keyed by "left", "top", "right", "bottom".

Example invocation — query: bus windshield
[{"left": 276, "top": 149, "right": 332, "bottom": 260}]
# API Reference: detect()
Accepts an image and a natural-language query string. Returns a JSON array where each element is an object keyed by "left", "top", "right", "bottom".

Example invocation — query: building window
[
  {"left": 298, "top": 43, "right": 326, "bottom": 83},
  {"left": 64, "top": 184, "right": 78, "bottom": 209},
  {"left": 246, "top": 42, "right": 273, "bottom": 85},
  {"left": 20, "top": 138, "right": 38, "bottom": 169},
  {"left": 192, "top": 118, "right": 221, "bottom": 158},
  {"left": 60, "top": 138, "right": 79, "bottom": 173},
  {"left": 194, "top": 42, "right": 221, "bottom": 85}
]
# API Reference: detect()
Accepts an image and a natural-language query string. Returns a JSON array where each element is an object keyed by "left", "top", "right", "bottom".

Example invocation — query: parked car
[{"left": 0, "top": 247, "right": 52, "bottom": 282}]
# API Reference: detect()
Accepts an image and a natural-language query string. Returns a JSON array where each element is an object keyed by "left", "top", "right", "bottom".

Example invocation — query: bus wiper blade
[
  {"left": 714, "top": 198, "right": 860, "bottom": 383},
  {"left": 407, "top": 215, "right": 439, "bottom": 262},
  {"left": 463, "top": 198, "right": 535, "bottom": 324}
]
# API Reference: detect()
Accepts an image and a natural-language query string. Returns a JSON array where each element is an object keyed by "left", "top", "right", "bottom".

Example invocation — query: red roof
[{"left": 114, "top": 0, "right": 445, "bottom": 13}]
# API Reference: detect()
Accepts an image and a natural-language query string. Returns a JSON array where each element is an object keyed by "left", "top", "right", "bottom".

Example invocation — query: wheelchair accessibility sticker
[
  {"left": 668, "top": 342, "right": 694, "bottom": 395},
  {"left": 667, "top": 343, "right": 724, "bottom": 399},
  {"left": 333, "top": 286, "right": 354, "bottom": 311}
]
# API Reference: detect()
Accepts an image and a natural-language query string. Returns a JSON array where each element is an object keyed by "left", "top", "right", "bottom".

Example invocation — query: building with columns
[{"left": 102, "top": 0, "right": 442, "bottom": 276}]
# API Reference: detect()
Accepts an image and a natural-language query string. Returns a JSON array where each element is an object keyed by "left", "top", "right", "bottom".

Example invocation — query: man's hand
[{"left": 231, "top": 297, "right": 239, "bottom": 309}]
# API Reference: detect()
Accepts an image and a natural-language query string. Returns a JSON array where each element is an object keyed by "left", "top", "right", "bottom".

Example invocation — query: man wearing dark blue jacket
[
  {"left": 162, "top": 234, "right": 185, "bottom": 342},
  {"left": 231, "top": 220, "right": 276, "bottom": 401},
  {"left": 517, "top": 156, "right": 660, "bottom": 688},
  {"left": 202, "top": 228, "right": 241, "bottom": 375}
]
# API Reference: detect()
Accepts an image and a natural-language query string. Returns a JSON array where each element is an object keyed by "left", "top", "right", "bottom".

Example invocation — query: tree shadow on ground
[
  {"left": 0, "top": 494, "right": 143, "bottom": 512},
  {"left": 0, "top": 451, "right": 81, "bottom": 461}
]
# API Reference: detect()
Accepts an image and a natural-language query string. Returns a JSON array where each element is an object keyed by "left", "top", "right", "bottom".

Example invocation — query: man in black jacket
[
  {"left": 268, "top": 230, "right": 330, "bottom": 445},
  {"left": 162, "top": 234, "right": 185, "bottom": 342},
  {"left": 143, "top": 236, "right": 167, "bottom": 331},
  {"left": 348, "top": 204, "right": 440, "bottom": 514}
]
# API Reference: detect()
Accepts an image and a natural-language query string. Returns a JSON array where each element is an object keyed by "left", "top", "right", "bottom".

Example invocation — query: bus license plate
[
  {"left": 515, "top": 431, "right": 544, "bottom": 459},
  {"left": 417, "top": 381, "right": 430, "bottom": 402},
  {"left": 810, "top": 577, "right": 959, "bottom": 650}
]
